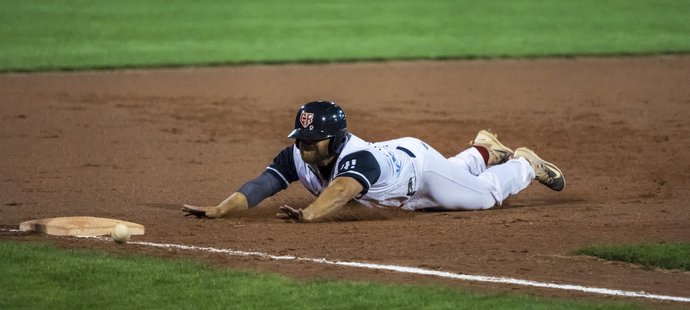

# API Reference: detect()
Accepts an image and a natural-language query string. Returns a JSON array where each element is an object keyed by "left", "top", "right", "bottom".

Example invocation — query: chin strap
[{"left": 329, "top": 133, "right": 351, "bottom": 155}]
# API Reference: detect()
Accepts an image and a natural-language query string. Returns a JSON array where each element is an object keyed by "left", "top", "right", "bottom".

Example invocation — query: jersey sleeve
[
  {"left": 334, "top": 150, "right": 381, "bottom": 195},
  {"left": 266, "top": 146, "right": 299, "bottom": 189}
]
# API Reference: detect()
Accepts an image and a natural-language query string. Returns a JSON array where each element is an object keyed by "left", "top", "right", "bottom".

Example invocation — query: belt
[{"left": 395, "top": 146, "right": 416, "bottom": 158}]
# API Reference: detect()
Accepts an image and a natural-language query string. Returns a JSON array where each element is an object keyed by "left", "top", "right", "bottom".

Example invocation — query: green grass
[
  {"left": 0, "top": 241, "right": 637, "bottom": 309},
  {"left": 575, "top": 243, "right": 690, "bottom": 271},
  {"left": 1, "top": 0, "right": 689, "bottom": 71}
]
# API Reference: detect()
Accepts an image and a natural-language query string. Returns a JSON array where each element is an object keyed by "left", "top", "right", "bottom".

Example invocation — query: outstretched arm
[
  {"left": 182, "top": 192, "right": 249, "bottom": 218},
  {"left": 278, "top": 176, "right": 363, "bottom": 222},
  {"left": 182, "top": 169, "right": 287, "bottom": 218},
  {"left": 183, "top": 146, "right": 300, "bottom": 219}
]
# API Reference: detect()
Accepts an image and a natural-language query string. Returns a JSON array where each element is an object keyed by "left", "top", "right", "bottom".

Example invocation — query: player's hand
[
  {"left": 182, "top": 204, "right": 221, "bottom": 218},
  {"left": 276, "top": 205, "right": 304, "bottom": 221}
]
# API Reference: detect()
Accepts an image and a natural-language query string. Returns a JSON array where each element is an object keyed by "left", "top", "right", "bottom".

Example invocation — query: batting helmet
[{"left": 288, "top": 101, "right": 349, "bottom": 155}]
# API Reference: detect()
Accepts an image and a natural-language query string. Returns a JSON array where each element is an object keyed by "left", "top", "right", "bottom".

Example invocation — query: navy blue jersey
[
  {"left": 265, "top": 134, "right": 422, "bottom": 207},
  {"left": 267, "top": 147, "right": 381, "bottom": 195},
  {"left": 266, "top": 135, "right": 427, "bottom": 207},
  {"left": 266, "top": 146, "right": 299, "bottom": 189}
]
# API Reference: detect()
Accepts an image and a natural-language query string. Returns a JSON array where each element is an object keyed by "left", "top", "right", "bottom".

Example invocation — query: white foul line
[
  {"left": 2, "top": 228, "right": 687, "bottom": 303},
  {"left": 102, "top": 236, "right": 690, "bottom": 303}
]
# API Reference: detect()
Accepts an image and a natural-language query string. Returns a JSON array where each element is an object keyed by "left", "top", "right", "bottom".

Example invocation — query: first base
[{"left": 19, "top": 216, "right": 145, "bottom": 237}]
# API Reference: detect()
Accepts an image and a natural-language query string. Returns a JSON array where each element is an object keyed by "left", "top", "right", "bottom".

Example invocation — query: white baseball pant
[{"left": 409, "top": 146, "right": 535, "bottom": 210}]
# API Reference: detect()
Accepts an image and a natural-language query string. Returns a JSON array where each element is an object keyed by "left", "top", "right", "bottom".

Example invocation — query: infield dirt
[{"left": 1, "top": 56, "right": 689, "bottom": 306}]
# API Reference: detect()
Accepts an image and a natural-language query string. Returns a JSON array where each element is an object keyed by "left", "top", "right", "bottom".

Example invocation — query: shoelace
[{"left": 534, "top": 163, "right": 554, "bottom": 185}]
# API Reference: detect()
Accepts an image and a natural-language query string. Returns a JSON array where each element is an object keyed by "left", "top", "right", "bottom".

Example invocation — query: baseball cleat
[
  {"left": 514, "top": 147, "right": 565, "bottom": 191},
  {"left": 470, "top": 129, "right": 514, "bottom": 165}
]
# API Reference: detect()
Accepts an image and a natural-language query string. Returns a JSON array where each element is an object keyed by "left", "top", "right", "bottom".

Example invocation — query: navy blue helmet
[{"left": 288, "top": 101, "right": 349, "bottom": 154}]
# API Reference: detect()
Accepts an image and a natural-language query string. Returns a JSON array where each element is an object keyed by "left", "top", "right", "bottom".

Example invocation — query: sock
[{"left": 474, "top": 146, "right": 489, "bottom": 166}]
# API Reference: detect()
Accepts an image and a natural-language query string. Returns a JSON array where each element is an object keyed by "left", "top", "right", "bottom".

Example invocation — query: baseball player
[{"left": 182, "top": 101, "right": 564, "bottom": 221}]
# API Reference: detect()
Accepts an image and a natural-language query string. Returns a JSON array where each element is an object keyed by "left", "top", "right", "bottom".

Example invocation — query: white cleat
[
  {"left": 470, "top": 129, "right": 514, "bottom": 165},
  {"left": 514, "top": 147, "right": 565, "bottom": 191}
]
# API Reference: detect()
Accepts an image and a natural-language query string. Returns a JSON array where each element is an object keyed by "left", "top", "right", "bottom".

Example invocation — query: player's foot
[
  {"left": 470, "top": 129, "right": 514, "bottom": 165},
  {"left": 514, "top": 147, "right": 565, "bottom": 191}
]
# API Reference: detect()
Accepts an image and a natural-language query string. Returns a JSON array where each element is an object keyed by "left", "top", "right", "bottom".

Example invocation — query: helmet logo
[{"left": 300, "top": 112, "right": 314, "bottom": 128}]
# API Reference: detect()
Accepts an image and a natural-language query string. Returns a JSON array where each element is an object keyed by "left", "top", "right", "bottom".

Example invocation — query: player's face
[{"left": 299, "top": 138, "right": 332, "bottom": 165}]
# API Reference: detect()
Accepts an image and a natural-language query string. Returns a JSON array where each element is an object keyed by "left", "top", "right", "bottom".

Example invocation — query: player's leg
[
  {"left": 419, "top": 149, "right": 534, "bottom": 210},
  {"left": 448, "top": 130, "right": 514, "bottom": 176},
  {"left": 448, "top": 147, "right": 486, "bottom": 176}
]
